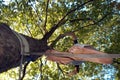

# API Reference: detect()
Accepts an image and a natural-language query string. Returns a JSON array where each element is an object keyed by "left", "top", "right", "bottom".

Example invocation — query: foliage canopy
[{"left": 0, "top": 0, "right": 120, "bottom": 80}]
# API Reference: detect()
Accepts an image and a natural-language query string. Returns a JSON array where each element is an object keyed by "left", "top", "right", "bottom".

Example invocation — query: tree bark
[{"left": 0, "top": 23, "right": 49, "bottom": 73}]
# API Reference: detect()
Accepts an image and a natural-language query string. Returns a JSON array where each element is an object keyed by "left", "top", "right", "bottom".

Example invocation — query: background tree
[{"left": 0, "top": 0, "right": 120, "bottom": 80}]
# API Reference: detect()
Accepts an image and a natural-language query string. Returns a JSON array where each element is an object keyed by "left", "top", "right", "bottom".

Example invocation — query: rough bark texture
[{"left": 0, "top": 23, "right": 49, "bottom": 73}]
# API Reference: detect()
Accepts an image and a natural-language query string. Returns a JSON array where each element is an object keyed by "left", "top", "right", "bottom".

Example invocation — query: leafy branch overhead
[
  {"left": 50, "top": 12, "right": 112, "bottom": 48},
  {"left": 43, "top": 0, "right": 49, "bottom": 33},
  {"left": 42, "top": 0, "right": 94, "bottom": 41}
]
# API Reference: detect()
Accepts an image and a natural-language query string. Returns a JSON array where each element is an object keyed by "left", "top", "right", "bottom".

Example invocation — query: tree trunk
[{"left": 0, "top": 23, "right": 49, "bottom": 73}]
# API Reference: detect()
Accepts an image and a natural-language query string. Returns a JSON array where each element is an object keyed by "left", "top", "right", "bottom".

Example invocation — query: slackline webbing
[{"left": 23, "top": 52, "right": 120, "bottom": 58}]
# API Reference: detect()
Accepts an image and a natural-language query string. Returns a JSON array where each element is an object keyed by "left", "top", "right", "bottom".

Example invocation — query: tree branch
[
  {"left": 42, "top": 0, "right": 94, "bottom": 41},
  {"left": 39, "top": 59, "right": 43, "bottom": 79},
  {"left": 73, "top": 12, "right": 112, "bottom": 32},
  {"left": 43, "top": 0, "right": 49, "bottom": 33},
  {"left": 113, "top": 59, "right": 120, "bottom": 64},
  {"left": 50, "top": 32, "right": 75, "bottom": 48},
  {"left": 69, "top": 18, "right": 92, "bottom": 22},
  {"left": 20, "top": 61, "right": 30, "bottom": 80},
  {"left": 26, "top": 20, "right": 33, "bottom": 37},
  {"left": 31, "top": 2, "right": 44, "bottom": 35},
  {"left": 57, "top": 63, "right": 65, "bottom": 77},
  {"left": 15, "top": 0, "right": 18, "bottom": 5},
  {"left": 47, "top": 12, "right": 111, "bottom": 48}
]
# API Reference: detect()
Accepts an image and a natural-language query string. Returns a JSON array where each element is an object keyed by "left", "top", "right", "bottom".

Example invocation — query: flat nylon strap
[
  {"left": 11, "top": 30, "right": 30, "bottom": 80},
  {"left": 13, "top": 31, "right": 30, "bottom": 53}
]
